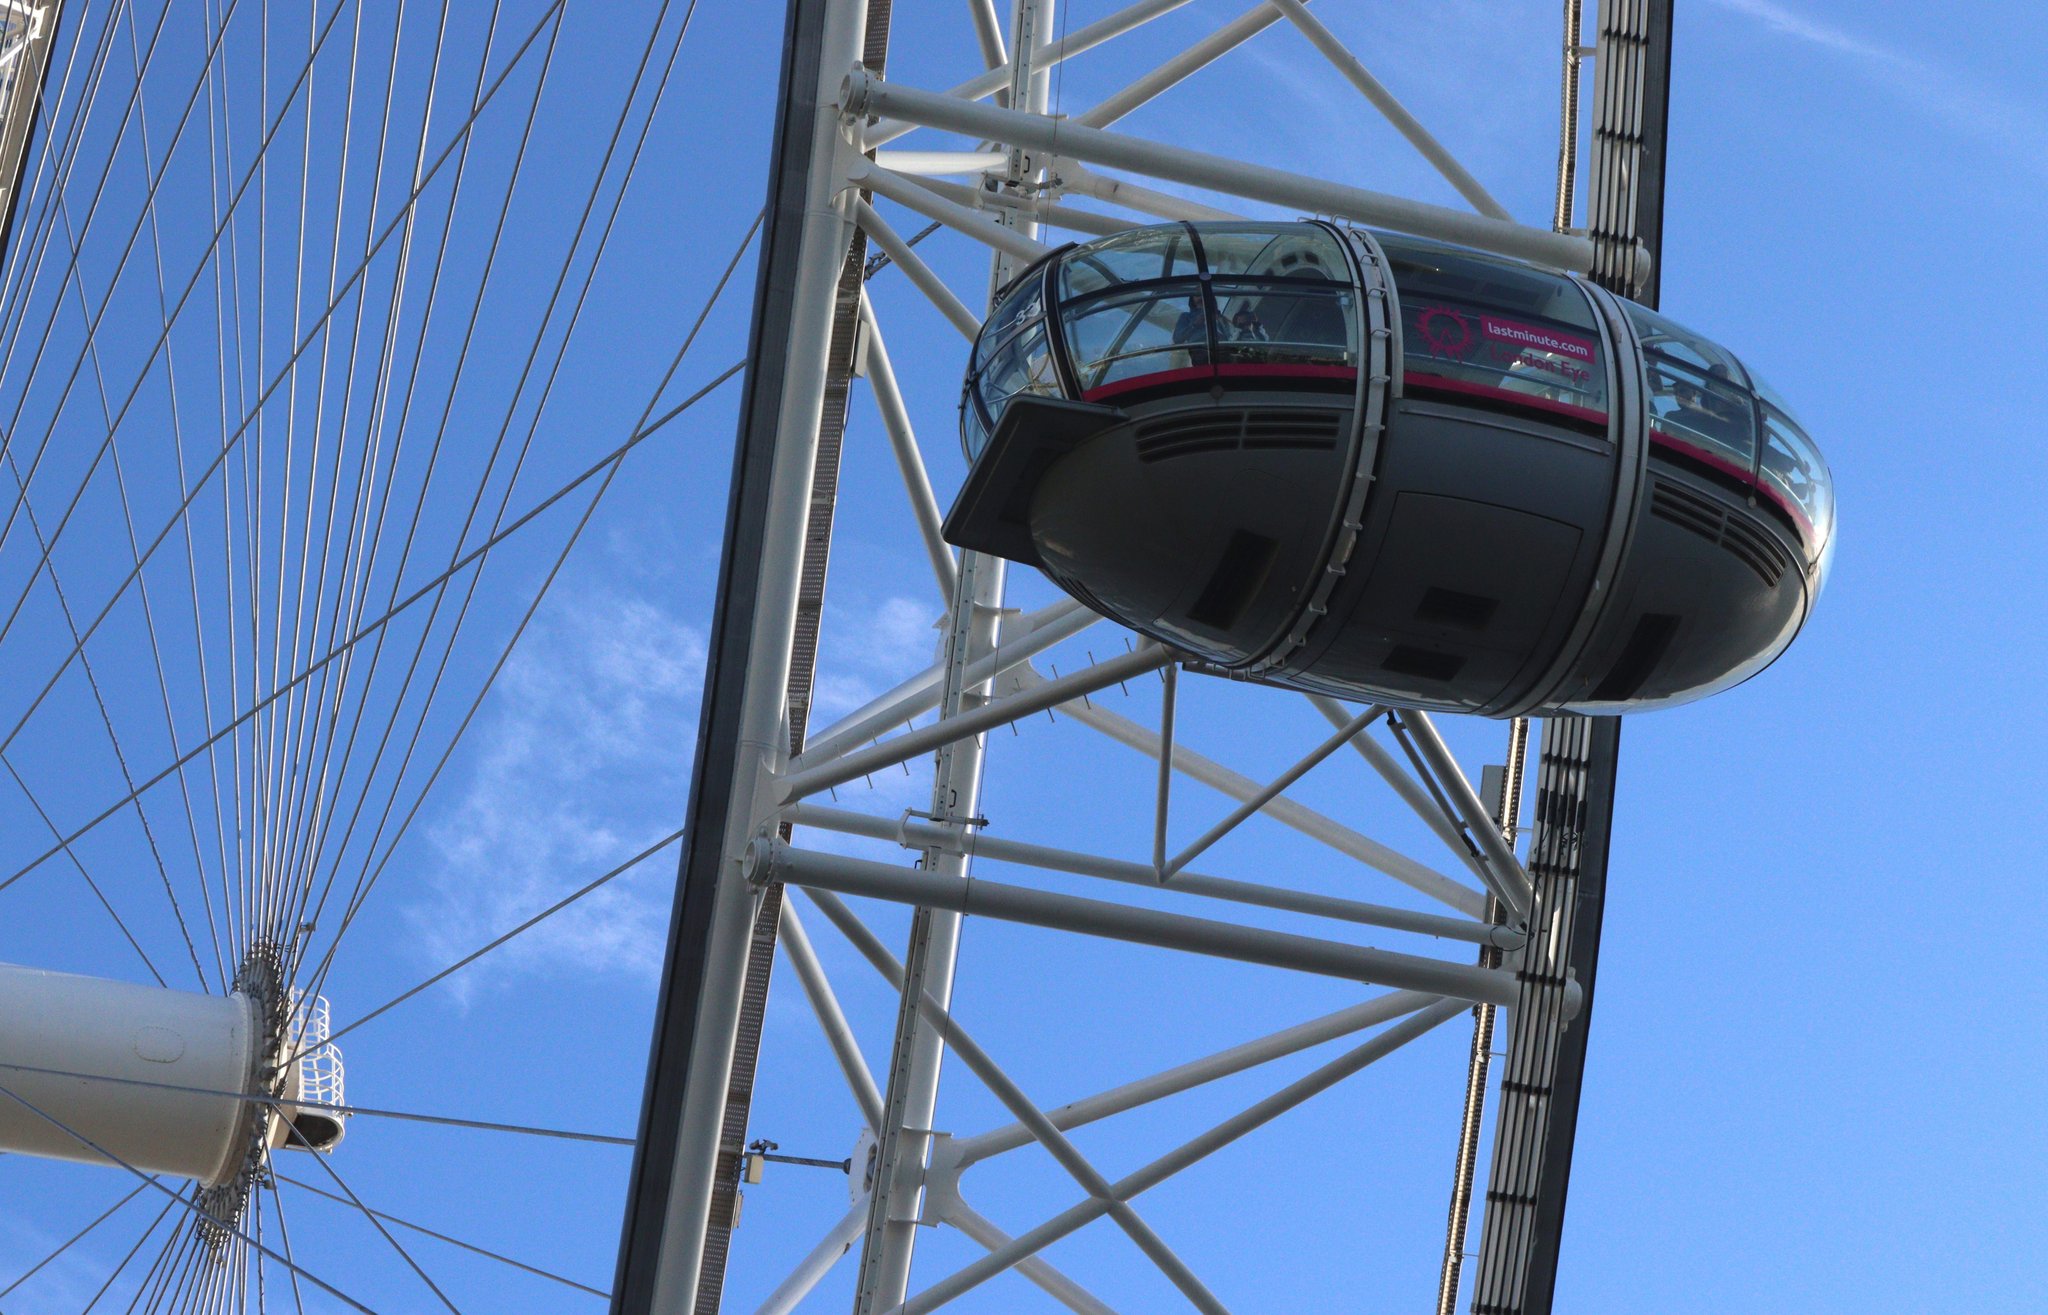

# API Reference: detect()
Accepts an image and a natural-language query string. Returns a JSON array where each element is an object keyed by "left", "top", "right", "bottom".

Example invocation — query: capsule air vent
[
  {"left": 1719, "top": 513, "right": 1790, "bottom": 586},
  {"left": 1649, "top": 478, "right": 1787, "bottom": 587},
  {"left": 1133, "top": 409, "right": 1344, "bottom": 462}
]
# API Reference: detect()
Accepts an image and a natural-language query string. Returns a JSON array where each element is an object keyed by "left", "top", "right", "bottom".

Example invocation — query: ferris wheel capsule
[{"left": 944, "top": 220, "right": 1834, "bottom": 716}]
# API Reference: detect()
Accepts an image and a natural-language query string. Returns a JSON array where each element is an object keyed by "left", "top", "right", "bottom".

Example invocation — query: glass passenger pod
[
  {"left": 1626, "top": 302, "right": 1834, "bottom": 565},
  {"left": 1372, "top": 230, "right": 1612, "bottom": 434},
  {"left": 959, "top": 222, "right": 1364, "bottom": 461}
]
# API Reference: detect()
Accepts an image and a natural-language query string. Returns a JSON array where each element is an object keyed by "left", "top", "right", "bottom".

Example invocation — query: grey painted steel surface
[
  {"left": 1465, "top": 5, "right": 1671, "bottom": 1312},
  {"left": 610, "top": 0, "right": 869, "bottom": 1308}
]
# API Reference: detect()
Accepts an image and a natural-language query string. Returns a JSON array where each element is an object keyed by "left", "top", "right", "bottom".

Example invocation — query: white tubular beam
[
  {"left": 1398, "top": 711, "right": 1535, "bottom": 917},
  {"left": 871, "top": 149, "right": 1009, "bottom": 175},
  {"left": 755, "top": 841, "right": 1523, "bottom": 1007},
  {"left": 778, "top": 902, "right": 885, "bottom": 1133},
  {"left": 908, "top": 173, "right": 1133, "bottom": 237},
  {"left": 796, "top": 883, "right": 1227, "bottom": 1314},
  {"left": 896, "top": 999, "right": 1469, "bottom": 1315},
  {"left": 1077, "top": 0, "right": 1291, "bottom": 130},
  {"left": 799, "top": 599, "right": 1096, "bottom": 766},
  {"left": 778, "top": 643, "right": 1169, "bottom": 803},
  {"left": 950, "top": 988, "right": 1434, "bottom": 1167},
  {"left": 969, "top": 0, "right": 1008, "bottom": 70},
  {"left": 1161, "top": 704, "right": 1385, "bottom": 879},
  {"left": 933, "top": 1013, "right": 1230, "bottom": 1315},
  {"left": 842, "top": 72, "right": 1596, "bottom": 271},
  {"left": 1152, "top": 665, "right": 1176, "bottom": 873},
  {"left": 1017, "top": 667, "right": 1487, "bottom": 917},
  {"left": 785, "top": 802, "right": 1521, "bottom": 947},
  {"left": 1266, "top": 0, "right": 1512, "bottom": 220},
  {"left": 857, "top": 296, "right": 959, "bottom": 600},
  {"left": 870, "top": 0, "right": 1198, "bottom": 147},
  {"left": 935, "top": 1196, "right": 1119, "bottom": 1315},
  {"left": 1308, "top": 694, "right": 1495, "bottom": 888},
  {"left": 853, "top": 199, "right": 982, "bottom": 341},
  {"left": 854, "top": 164, "right": 1052, "bottom": 262},
  {"left": 1062, "top": 163, "right": 1243, "bottom": 223},
  {"left": 752, "top": 1201, "right": 869, "bottom": 1315}
]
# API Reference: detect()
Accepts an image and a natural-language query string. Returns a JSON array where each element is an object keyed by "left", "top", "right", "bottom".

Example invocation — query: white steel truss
[{"left": 614, "top": 3, "right": 1670, "bottom": 1313}]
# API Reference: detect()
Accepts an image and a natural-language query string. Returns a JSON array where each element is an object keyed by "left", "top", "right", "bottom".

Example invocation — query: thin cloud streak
[{"left": 1705, "top": 0, "right": 2048, "bottom": 171}]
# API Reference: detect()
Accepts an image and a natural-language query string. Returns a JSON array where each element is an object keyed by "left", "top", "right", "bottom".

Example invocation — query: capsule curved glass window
[
  {"left": 1056, "top": 222, "right": 1359, "bottom": 401},
  {"left": 1375, "top": 231, "right": 1609, "bottom": 427},
  {"left": 1748, "top": 368, "right": 1835, "bottom": 562}
]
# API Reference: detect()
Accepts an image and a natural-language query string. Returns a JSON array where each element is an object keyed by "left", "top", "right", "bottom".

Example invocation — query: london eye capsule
[{"left": 943, "top": 221, "right": 1833, "bottom": 715}]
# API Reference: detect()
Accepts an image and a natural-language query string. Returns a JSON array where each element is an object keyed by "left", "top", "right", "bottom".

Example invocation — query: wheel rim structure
[
  {"left": 0, "top": 0, "right": 760, "bottom": 1308},
  {"left": 619, "top": 3, "right": 1677, "bottom": 1314},
  {"left": 0, "top": 1, "right": 1701, "bottom": 1312}
]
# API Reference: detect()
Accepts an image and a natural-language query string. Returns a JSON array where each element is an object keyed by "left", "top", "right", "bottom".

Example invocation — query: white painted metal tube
[
  {"left": 1308, "top": 694, "right": 1497, "bottom": 889},
  {"left": 755, "top": 841, "right": 1522, "bottom": 1007},
  {"left": 778, "top": 902, "right": 885, "bottom": 1132},
  {"left": 868, "top": 0, "right": 1196, "bottom": 147},
  {"left": 1061, "top": 163, "right": 1242, "bottom": 223},
  {"left": 0, "top": 963, "right": 258, "bottom": 1184},
  {"left": 949, "top": 988, "right": 1434, "bottom": 1167},
  {"left": 1400, "top": 711, "right": 1536, "bottom": 916},
  {"left": 841, "top": 71, "right": 1596, "bottom": 271},
  {"left": 857, "top": 295, "right": 959, "bottom": 600},
  {"left": 1077, "top": 1, "right": 1291, "bottom": 130},
  {"left": 905, "top": 173, "right": 1132, "bottom": 237},
  {"left": 935, "top": 1196, "right": 1119, "bottom": 1315},
  {"left": 1266, "top": 0, "right": 1512, "bottom": 220},
  {"left": 752, "top": 1199, "right": 868, "bottom": 1315},
  {"left": 852, "top": 199, "right": 981, "bottom": 340},
  {"left": 777, "top": 642, "right": 1168, "bottom": 803},
  {"left": 801, "top": 877, "right": 1225, "bottom": 1313},
  {"left": 1161, "top": 703, "right": 1385, "bottom": 878},
  {"left": 853, "top": 164, "right": 1051, "bottom": 262},
  {"left": 1017, "top": 665, "right": 1487, "bottom": 917},
  {"left": 785, "top": 802, "right": 1517, "bottom": 947},
  {"left": 869, "top": 150, "right": 1008, "bottom": 176},
  {"left": 896, "top": 998, "right": 1467, "bottom": 1314},
  {"left": 798, "top": 599, "right": 1095, "bottom": 765}
]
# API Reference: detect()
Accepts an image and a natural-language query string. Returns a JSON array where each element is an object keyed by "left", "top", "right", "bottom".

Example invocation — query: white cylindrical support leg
[{"left": 0, "top": 963, "right": 259, "bottom": 1184}]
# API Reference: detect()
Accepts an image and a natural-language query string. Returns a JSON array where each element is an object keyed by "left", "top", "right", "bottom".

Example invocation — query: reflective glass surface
[
  {"left": 1744, "top": 368, "right": 1833, "bottom": 558},
  {"left": 1375, "top": 231, "right": 1609, "bottom": 422},
  {"left": 1624, "top": 302, "right": 1749, "bottom": 384},
  {"left": 1644, "top": 354, "right": 1757, "bottom": 473},
  {"left": 1057, "top": 226, "right": 1199, "bottom": 301}
]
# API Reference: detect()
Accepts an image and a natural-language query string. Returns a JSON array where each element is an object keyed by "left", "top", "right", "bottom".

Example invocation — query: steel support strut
[
  {"left": 609, "top": 0, "right": 875, "bottom": 1310},
  {"left": 850, "top": 5, "right": 1049, "bottom": 1305}
]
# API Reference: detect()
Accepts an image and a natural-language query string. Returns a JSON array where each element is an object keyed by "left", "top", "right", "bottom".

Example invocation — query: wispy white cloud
[
  {"left": 406, "top": 575, "right": 943, "bottom": 998},
  {"left": 1705, "top": 0, "right": 1911, "bottom": 70},
  {"left": 409, "top": 588, "right": 707, "bottom": 999}
]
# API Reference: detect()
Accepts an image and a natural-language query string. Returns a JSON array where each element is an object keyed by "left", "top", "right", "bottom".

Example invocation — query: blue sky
[{"left": 0, "top": 0, "right": 2044, "bottom": 1311}]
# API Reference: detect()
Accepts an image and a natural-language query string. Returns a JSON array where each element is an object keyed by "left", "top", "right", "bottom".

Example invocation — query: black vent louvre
[
  {"left": 1134, "top": 409, "right": 1344, "bottom": 462},
  {"left": 1044, "top": 567, "right": 1112, "bottom": 619},
  {"left": 1649, "top": 478, "right": 1786, "bottom": 586},
  {"left": 1719, "top": 513, "right": 1790, "bottom": 586}
]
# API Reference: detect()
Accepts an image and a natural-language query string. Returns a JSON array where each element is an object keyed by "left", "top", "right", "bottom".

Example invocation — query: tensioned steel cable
[
  {"left": 0, "top": 1177, "right": 152, "bottom": 1299},
  {"left": 287, "top": 0, "right": 708, "bottom": 994},
  {"left": 0, "top": 358, "right": 743, "bottom": 895},
  {"left": 263, "top": 0, "right": 564, "bottom": 957},
  {"left": 276, "top": 1172, "right": 608, "bottom": 1299},
  {"left": 0, "top": 0, "right": 569, "bottom": 763}
]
